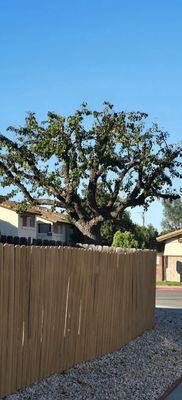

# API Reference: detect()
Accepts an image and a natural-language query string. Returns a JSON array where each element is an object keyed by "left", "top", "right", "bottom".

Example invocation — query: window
[
  {"left": 38, "top": 223, "right": 52, "bottom": 234},
  {"left": 29, "top": 216, "right": 35, "bottom": 227},
  {"left": 21, "top": 216, "right": 27, "bottom": 227},
  {"left": 21, "top": 215, "right": 35, "bottom": 228}
]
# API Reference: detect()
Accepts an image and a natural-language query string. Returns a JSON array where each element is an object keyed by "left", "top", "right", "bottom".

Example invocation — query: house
[
  {"left": 0, "top": 200, "right": 74, "bottom": 245},
  {"left": 156, "top": 229, "right": 182, "bottom": 282}
]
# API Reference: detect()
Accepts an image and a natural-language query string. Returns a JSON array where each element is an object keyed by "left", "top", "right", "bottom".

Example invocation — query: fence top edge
[{"left": 0, "top": 242, "right": 157, "bottom": 254}]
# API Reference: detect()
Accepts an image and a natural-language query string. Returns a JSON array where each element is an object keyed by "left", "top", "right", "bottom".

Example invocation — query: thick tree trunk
[{"left": 73, "top": 220, "right": 104, "bottom": 245}]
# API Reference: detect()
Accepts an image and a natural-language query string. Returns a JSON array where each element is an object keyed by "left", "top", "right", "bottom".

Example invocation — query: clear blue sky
[{"left": 0, "top": 0, "right": 182, "bottom": 232}]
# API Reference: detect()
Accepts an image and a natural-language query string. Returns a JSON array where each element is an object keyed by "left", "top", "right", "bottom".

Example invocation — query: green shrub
[{"left": 112, "top": 231, "right": 138, "bottom": 248}]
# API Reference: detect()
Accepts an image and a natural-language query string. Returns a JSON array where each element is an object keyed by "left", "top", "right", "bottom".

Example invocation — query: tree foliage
[
  {"left": 112, "top": 231, "right": 138, "bottom": 248},
  {"left": 0, "top": 102, "right": 181, "bottom": 243},
  {"left": 161, "top": 198, "right": 182, "bottom": 232},
  {"left": 133, "top": 224, "right": 158, "bottom": 249},
  {"left": 100, "top": 211, "right": 133, "bottom": 245},
  {"left": 112, "top": 224, "right": 158, "bottom": 249}
]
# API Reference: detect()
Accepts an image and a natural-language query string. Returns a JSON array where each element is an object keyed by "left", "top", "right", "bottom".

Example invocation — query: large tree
[
  {"left": 161, "top": 198, "right": 182, "bottom": 232},
  {"left": 133, "top": 224, "right": 158, "bottom": 249},
  {"left": 0, "top": 102, "right": 181, "bottom": 243}
]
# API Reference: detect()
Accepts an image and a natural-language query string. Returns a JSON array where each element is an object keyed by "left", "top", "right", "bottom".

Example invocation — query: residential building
[
  {"left": 0, "top": 201, "right": 73, "bottom": 245},
  {"left": 156, "top": 229, "right": 182, "bottom": 282}
]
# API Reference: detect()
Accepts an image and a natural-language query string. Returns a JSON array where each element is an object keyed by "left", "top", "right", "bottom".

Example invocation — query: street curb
[
  {"left": 159, "top": 376, "right": 182, "bottom": 399},
  {"left": 156, "top": 286, "right": 182, "bottom": 292}
]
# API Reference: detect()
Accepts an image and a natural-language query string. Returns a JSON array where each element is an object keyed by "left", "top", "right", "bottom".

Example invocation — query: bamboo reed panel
[{"left": 0, "top": 244, "right": 156, "bottom": 398}]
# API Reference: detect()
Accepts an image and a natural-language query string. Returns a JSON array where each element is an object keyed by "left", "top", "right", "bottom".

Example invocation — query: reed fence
[{"left": 0, "top": 244, "right": 156, "bottom": 397}]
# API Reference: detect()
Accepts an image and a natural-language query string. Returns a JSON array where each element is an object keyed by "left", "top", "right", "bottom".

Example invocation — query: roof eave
[{"left": 157, "top": 229, "right": 182, "bottom": 242}]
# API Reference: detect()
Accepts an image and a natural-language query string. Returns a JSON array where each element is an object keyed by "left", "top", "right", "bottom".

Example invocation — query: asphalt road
[{"left": 156, "top": 289, "right": 182, "bottom": 308}]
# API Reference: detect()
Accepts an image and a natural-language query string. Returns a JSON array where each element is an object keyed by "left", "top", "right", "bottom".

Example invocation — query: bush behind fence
[{"left": 0, "top": 234, "right": 72, "bottom": 247}]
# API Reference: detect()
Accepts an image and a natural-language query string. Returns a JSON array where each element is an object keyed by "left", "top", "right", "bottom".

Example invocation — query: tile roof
[
  {"left": 0, "top": 201, "right": 42, "bottom": 215},
  {"left": 0, "top": 201, "right": 70, "bottom": 224},
  {"left": 39, "top": 211, "right": 70, "bottom": 224}
]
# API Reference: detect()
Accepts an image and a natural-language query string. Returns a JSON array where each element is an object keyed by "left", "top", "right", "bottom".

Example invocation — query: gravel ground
[{"left": 3, "top": 308, "right": 182, "bottom": 400}]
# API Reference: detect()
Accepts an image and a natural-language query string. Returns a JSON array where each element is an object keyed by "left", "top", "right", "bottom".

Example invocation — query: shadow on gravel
[{"left": 155, "top": 307, "right": 182, "bottom": 345}]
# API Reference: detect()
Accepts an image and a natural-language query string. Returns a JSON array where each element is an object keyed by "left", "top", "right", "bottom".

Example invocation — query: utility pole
[{"left": 142, "top": 209, "right": 145, "bottom": 227}]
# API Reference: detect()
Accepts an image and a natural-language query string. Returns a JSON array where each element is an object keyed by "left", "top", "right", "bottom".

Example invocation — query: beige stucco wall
[
  {"left": 166, "top": 256, "right": 182, "bottom": 282},
  {"left": 0, "top": 207, "right": 18, "bottom": 236},
  {"left": 164, "top": 237, "right": 182, "bottom": 256}
]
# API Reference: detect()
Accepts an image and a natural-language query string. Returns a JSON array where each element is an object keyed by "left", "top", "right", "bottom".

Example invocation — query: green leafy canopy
[
  {"left": 0, "top": 102, "right": 181, "bottom": 243},
  {"left": 112, "top": 231, "right": 138, "bottom": 248},
  {"left": 161, "top": 198, "right": 182, "bottom": 232}
]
